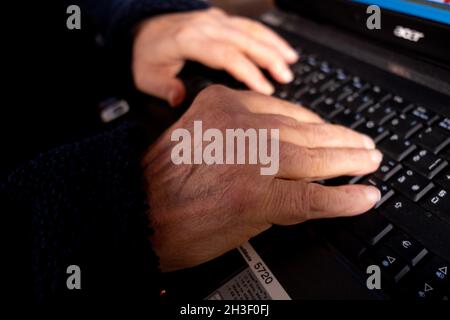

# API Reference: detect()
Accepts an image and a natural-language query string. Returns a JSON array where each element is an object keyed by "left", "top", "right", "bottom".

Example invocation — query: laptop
[{"left": 162, "top": 0, "right": 450, "bottom": 300}]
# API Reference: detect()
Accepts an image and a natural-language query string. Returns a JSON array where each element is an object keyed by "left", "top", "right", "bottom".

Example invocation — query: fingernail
[
  {"left": 261, "top": 82, "right": 275, "bottom": 95},
  {"left": 370, "top": 149, "right": 383, "bottom": 163},
  {"left": 280, "top": 68, "right": 294, "bottom": 83},
  {"left": 363, "top": 135, "right": 376, "bottom": 149},
  {"left": 287, "top": 49, "right": 299, "bottom": 62},
  {"left": 365, "top": 186, "right": 381, "bottom": 203},
  {"left": 169, "top": 90, "right": 182, "bottom": 107}
]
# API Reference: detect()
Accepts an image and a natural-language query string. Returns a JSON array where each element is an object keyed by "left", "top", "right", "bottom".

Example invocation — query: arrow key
[
  {"left": 402, "top": 256, "right": 449, "bottom": 300},
  {"left": 365, "top": 246, "right": 410, "bottom": 283}
]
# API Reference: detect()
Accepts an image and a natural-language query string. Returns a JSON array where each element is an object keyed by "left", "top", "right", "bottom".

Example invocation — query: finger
[
  {"left": 212, "top": 26, "right": 294, "bottom": 83},
  {"left": 229, "top": 17, "right": 299, "bottom": 63},
  {"left": 239, "top": 90, "right": 325, "bottom": 123},
  {"left": 264, "top": 180, "right": 381, "bottom": 225},
  {"left": 267, "top": 119, "right": 375, "bottom": 149},
  {"left": 135, "top": 66, "right": 186, "bottom": 107},
  {"left": 278, "top": 144, "right": 383, "bottom": 180},
  {"left": 181, "top": 40, "right": 274, "bottom": 95}
]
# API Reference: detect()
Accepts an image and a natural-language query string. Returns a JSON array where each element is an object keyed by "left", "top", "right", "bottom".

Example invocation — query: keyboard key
[
  {"left": 387, "top": 114, "right": 423, "bottom": 139},
  {"left": 404, "top": 149, "right": 447, "bottom": 179},
  {"left": 362, "top": 176, "right": 395, "bottom": 207},
  {"left": 344, "top": 92, "right": 373, "bottom": 113},
  {"left": 292, "top": 62, "right": 314, "bottom": 77},
  {"left": 410, "top": 105, "right": 440, "bottom": 125},
  {"left": 385, "top": 232, "right": 428, "bottom": 266},
  {"left": 401, "top": 256, "right": 449, "bottom": 300},
  {"left": 328, "top": 229, "right": 367, "bottom": 262},
  {"left": 391, "top": 169, "right": 434, "bottom": 202},
  {"left": 404, "top": 276, "right": 444, "bottom": 300},
  {"left": 421, "top": 256, "right": 449, "bottom": 286},
  {"left": 364, "top": 103, "right": 396, "bottom": 125},
  {"left": 380, "top": 195, "right": 450, "bottom": 260},
  {"left": 379, "top": 134, "right": 416, "bottom": 161},
  {"left": 374, "top": 157, "right": 402, "bottom": 182},
  {"left": 438, "top": 118, "right": 450, "bottom": 133},
  {"left": 412, "top": 126, "right": 450, "bottom": 154},
  {"left": 332, "top": 108, "right": 365, "bottom": 128},
  {"left": 308, "top": 71, "right": 332, "bottom": 91},
  {"left": 363, "top": 246, "right": 410, "bottom": 283},
  {"left": 440, "top": 147, "right": 450, "bottom": 161},
  {"left": 435, "top": 167, "right": 450, "bottom": 188},
  {"left": 325, "top": 81, "right": 353, "bottom": 102},
  {"left": 364, "top": 85, "right": 391, "bottom": 102},
  {"left": 382, "top": 95, "right": 413, "bottom": 114},
  {"left": 420, "top": 188, "right": 450, "bottom": 224},
  {"left": 347, "top": 210, "right": 393, "bottom": 245},
  {"left": 355, "top": 121, "right": 389, "bottom": 143},
  {"left": 315, "top": 99, "right": 344, "bottom": 119},
  {"left": 296, "top": 87, "right": 325, "bottom": 108}
]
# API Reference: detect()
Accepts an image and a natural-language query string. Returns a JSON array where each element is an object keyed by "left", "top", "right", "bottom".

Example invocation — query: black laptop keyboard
[
  {"left": 272, "top": 49, "right": 450, "bottom": 300},
  {"left": 182, "top": 46, "right": 450, "bottom": 299}
]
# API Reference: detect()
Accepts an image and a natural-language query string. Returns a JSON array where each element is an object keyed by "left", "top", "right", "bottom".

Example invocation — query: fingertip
[
  {"left": 362, "top": 135, "right": 376, "bottom": 149},
  {"left": 285, "top": 49, "right": 299, "bottom": 64},
  {"left": 256, "top": 81, "right": 274, "bottom": 95},
  {"left": 364, "top": 186, "right": 381, "bottom": 204},
  {"left": 370, "top": 149, "right": 383, "bottom": 163},
  {"left": 169, "top": 88, "right": 185, "bottom": 107}
]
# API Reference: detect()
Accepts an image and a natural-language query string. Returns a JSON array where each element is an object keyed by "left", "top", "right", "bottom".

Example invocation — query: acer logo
[{"left": 393, "top": 26, "right": 424, "bottom": 42}]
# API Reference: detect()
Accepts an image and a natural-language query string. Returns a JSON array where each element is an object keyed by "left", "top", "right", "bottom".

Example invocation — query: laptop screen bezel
[{"left": 275, "top": 0, "right": 450, "bottom": 67}]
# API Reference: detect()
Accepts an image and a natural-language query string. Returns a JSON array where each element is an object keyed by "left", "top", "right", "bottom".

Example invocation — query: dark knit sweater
[{"left": 2, "top": 0, "right": 208, "bottom": 304}]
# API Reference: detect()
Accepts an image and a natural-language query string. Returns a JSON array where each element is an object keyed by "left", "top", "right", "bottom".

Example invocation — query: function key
[
  {"left": 379, "top": 134, "right": 416, "bottom": 161},
  {"left": 412, "top": 126, "right": 450, "bottom": 154},
  {"left": 383, "top": 95, "right": 414, "bottom": 114},
  {"left": 374, "top": 157, "right": 402, "bottom": 181},
  {"left": 344, "top": 92, "right": 373, "bottom": 113},
  {"left": 404, "top": 149, "right": 447, "bottom": 179},
  {"left": 364, "top": 103, "right": 396, "bottom": 125},
  {"left": 438, "top": 118, "right": 450, "bottom": 133},
  {"left": 435, "top": 167, "right": 450, "bottom": 188},
  {"left": 391, "top": 169, "right": 434, "bottom": 202},
  {"left": 420, "top": 188, "right": 450, "bottom": 224},
  {"left": 387, "top": 113, "right": 423, "bottom": 139},
  {"left": 332, "top": 108, "right": 365, "bottom": 128},
  {"left": 355, "top": 121, "right": 389, "bottom": 143},
  {"left": 315, "top": 99, "right": 344, "bottom": 119},
  {"left": 365, "top": 85, "right": 391, "bottom": 103},
  {"left": 410, "top": 105, "right": 440, "bottom": 125},
  {"left": 440, "top": 146, "right": 450, "bottom": 161},
  {"left": 361, "top": 176, "right": 395, "bottom": 207}
]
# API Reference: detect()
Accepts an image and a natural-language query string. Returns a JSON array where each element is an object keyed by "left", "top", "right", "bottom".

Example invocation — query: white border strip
[{"left": 238, "top": 242, "right": 291, "bottom": 300}]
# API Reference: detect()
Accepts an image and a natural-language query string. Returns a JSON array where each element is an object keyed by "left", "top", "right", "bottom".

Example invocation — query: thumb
[{"left": 136, "top": 68, "right": 186, "bottom": 107}]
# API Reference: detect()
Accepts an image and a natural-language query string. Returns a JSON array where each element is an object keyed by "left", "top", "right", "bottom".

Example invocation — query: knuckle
[
  {"left": 208, "top": 7, "right": 226, "bottom": 16},
  {"left": 221, "top": 46, "right": 240, "bottom": 63},
  {"left": 173, "top": 24, "right": 196, "bottom": 45},
  {"left": 197, "top": 84, "right": 230, "bottom": 101},
  {"left": 271, "top": 115, "right": 298, "bottom": 129}
]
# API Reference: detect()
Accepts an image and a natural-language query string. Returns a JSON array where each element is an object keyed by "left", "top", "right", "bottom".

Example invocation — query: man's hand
[
  {"left": 142, "top": 86, "right": 383, "bottom": 272},
  {"left": 132, "top": 8, "right": 298, "bottom": 107}
]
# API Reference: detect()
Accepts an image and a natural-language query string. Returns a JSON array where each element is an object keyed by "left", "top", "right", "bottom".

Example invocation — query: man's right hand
[{"left": 142, "top": 85, "right": 382, "bottom": 272}]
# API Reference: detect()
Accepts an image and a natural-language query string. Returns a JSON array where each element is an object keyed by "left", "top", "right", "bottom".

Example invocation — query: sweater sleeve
[
  {"left": 3, "top": 122, "right": 159, "bottom": 304},
  {"left": 68, "top": 0, "right": 210, "bottom": 47}
]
